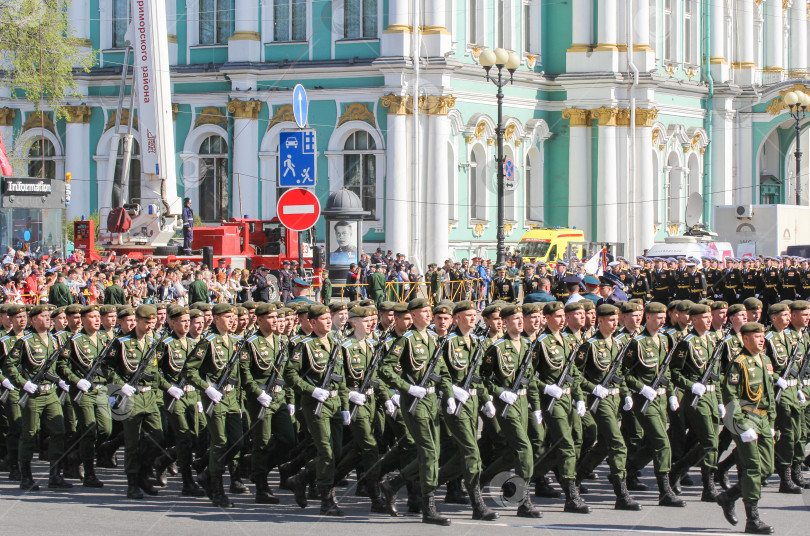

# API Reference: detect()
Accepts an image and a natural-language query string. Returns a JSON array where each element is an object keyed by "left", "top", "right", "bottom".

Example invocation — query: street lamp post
[
  {"left": 784, "top": 90, "right": 810, "bottom": 205},
  {"left": 479, "top": 48, "right": 521, "bottom": 265}
]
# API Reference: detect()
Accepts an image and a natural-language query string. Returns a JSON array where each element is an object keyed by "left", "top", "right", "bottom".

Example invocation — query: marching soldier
[
  {"left": 0, "top": 304, "right": 27, "bottom": 481},
  {"left": 522, "top": 264, "right": 542, "bottom": 296},
  {"left": 781, "top": 257, "right": 802, "bottom": 301}
]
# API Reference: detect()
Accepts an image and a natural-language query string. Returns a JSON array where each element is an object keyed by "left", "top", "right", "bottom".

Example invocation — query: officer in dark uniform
[
  {"left": 279, "top": 261, "right": 294, "bottom": 303},
  {"left": 629, "top": 265, "right": 650, "bottom": 302},
  {"left": 686, "top": 261, "right": 707, "bottom": 302},
  {"left": 551, "top": 261, "right": 573, "bottom": 302},
  {"left": 739, "top": 258, "right": 761, "bottom": 301},
  {"left": 251, "top": 267, "right": 271, "bottom": 303},
  {"left": 492, "top": 266, "right": 516, "bottom": 303},
  {"left": 674, "top": 258, "right": 691, "bottom": 300},
  {"left": 182, "top": 197, "right": 194, "bottom": 255},
  {"left": 722, "top": 258, "right": 742, "bottom": 304},
  {"left": 522, "top": 264, "right": 542, "bottom": 296},
  {"left": 650, "top": 258, "right": 672, "bottom": 304}
]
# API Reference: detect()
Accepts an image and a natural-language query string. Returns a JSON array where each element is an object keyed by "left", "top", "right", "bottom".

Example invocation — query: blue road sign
[
  {"left": 293, "top": 84, "right": 308, "bottom": 128},
  {"left": 279, "top": 130, "right": 316, "bottom": 187},
  {"left": 503, "top": 158, "right": 514, "bottom": 179}
]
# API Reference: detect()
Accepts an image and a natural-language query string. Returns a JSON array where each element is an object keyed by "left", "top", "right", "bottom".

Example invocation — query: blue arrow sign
[
  {"left": 293, "top": 84, "right": 308, "bottom": 128},
  {"left": 279, "top": 130, "right": 316, "bottom": 187}
]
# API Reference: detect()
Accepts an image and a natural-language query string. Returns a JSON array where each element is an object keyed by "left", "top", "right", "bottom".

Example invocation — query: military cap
[
  {"left": 349, "top": 306, "right": 375, "bottom": 319},
  {"left": 620, "top": 301, "right": 643, "bottom": 313},
  {"left": 555, "top": 260, "right": 567, "bottom": 267},
  {"left": 780, "top": 300, "right": 794, "bottom": 306},
  {"left": 699, "top": 298, "right": 714, "bottom": 306},
  {"left": 596, "top": 304, "right": 619, "bottom": 317},
  {"left": 272, "top": 301, "right": 285, "bottom": 308},
  {"left": 29, "top": 304, "right": 53, "bottom": 316},
  {"left": 580, "top": 300, "right": 595, "bottom": 311},
  {"left": 211, "top": 303, "right": 235, "bottom": 316},
  {"left": 80, "top": 305, "right": 100, "bottom": 316},
  {"left": 196, "top": 303, "right": 213, "bottom": 312},
  {"left": 255, "top": 303, "right": 277, "bottom": 316},
  {"left": 727, "top": 303, "right": 746, "bottom": 316},
  {"left": 500, "top": 305, "right": 523, "bottom": 318},
  {"left": 768, "top": 303, "right": 789, "bottom": 316},
  {"left": 295, "top": 303, "right": 310, "bottom": 315},
  {"left": 743, "top": 297, "right": 763, "bottom": 311},
  {"left": 740, "top": 322, "right": 765, "bottom": 334},
  {"left": 710, "top": 301, "right": 728, "bottom": 311},
  {"left": 598, "top": 276, "right": 616, "bottom": 287},
  {"left": 563, "top": 274, "right": 582, "bottom": 285},
  {"left": 645, "top": 302, "right": 667, "bottom": 314},
  {"left": 378, "top": 301, "right": 397, "bottom": 312},
  {"left": 542, "top": 301, "right": 564, "bottom": 315},
  {"left": 407, "top": 298, "right": 430, "bottom": 311},
  {"left": 117, "top": 307, "right": 135, "bottom": 318},
  {"left": 235, "top": 306, "right": 249, "bottom": 316},
  {"left": 392, "top": 303, "right": 410, "bottom": 314},
  {"left": 495, "top": 265, "right": 507, "bottom": 271},
  {"left": 522, "top": 303, "right": 544, "bottom": 315},
  {"left": 293, "top": 277, "right": 309, "bottom": 288},
  {"left": 428, "top": 263, "right": 437, "bottom": 269},
  {"left": 608, "top": 261, "right": 621, "bottom": 268},
  {"left": 330, "top": 302, "right": 348, "bottom": 313},
  {"left": 168, "top": 306, "right": 190, "bottom": 319},
  {"left": 307, "top": 304, "right": 330, "bottom": 319},
  {"left": 789, "top": 300, "right": 810, "bottom": 311},
  {"left": 689, "top": 304, "right": 711, "bottom": 316},
  {"left": 65, "top": 304, "right": 83, "bottom": 315},
  {"left": 347, "top": 301, "right": 359, "bottom": 309},
  {"left": 188, "top": 308, "right": 203, "bottom": 319},
  {"left": 481, "top": 303, "right": 503, "bottom": 317},
  {"left": 242, "top": 301, "right": 258, "bottom": 310},
  {"left": 278, "top": 307, "right": 293, "bottom": 316},
  {"left": 675, "top": 300, "right": 695, "bottom": 312},
  {"left": 155, "top": 303, "right": 167, "bottom": 311},
  {"left": 359, "top": 299, "right": 375, "bottom": 308},
  {"left": 5, "top": 303, "right": 25, "bottom": 316},
  {"left": 134, "top": 305, "right": 156, "bottom": 319},
  {"left": 667, "top": 300, "right": 681, "bottom": 312},
  {"left": 99, "top": 304, "right": 117, "bottom": 315},
  {"left": 452, "top": 301, "right": 475, "bottom": 315},
  {"left": 0, "top": 304, "right": 9, "bottom": 315},
  {"left": 190, "top": 302, "right": 207, "bottom": 310}
]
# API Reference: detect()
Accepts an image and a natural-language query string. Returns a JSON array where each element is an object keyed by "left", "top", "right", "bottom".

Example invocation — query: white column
[
  {"left": 594, "top": 109, "right": 619, "bottom": 243},
  {"left": 711, "top": 0, "right": 729, "bottom": 81},
  {"left": 735, "top": 0, "right": 756, "bottom": 84},
  {"left": 425, "top": 112, "right": 450, "bottom": 266},
  {"left": 631, "top": 0, "right": 655, "bottom": 70},
  {"left": 563, "top": 109, "right": 591, "bottom": 238},
  {"left": 592, "top": 0, "right": 619, "bottom": 70},
  {"left": 735, "top": 113, "right": 755, "bottom": 205},
  {"left": 64, "top": 107, "right": 92, "bottom": 220},
  {"left": 711, "top": 105, "right": 735, "bottom": 207},
  {"left": 764, "top": 0, "right": 784, "bottom": 74},
  {"left": 566, "top": 0, "right": 594, "bottom": 71},
  {"left": 789, "top": 0, "right": 808, "bottom": 76},
  {"left": 381, "top": 0, "right": 411, "bottom": 56},
  {"left": 68, "top": 0, "right": 92, "bottom": 60},
  {"left": 636, "top": 115, "right": 655, "bottom": 255},
  {"left": 228, "top": 0, "right": 260, "bottom": 62},
  {"left": 227, "top": 101, "right": 261, "bottom": 219},
  {"left": 166, "top": 0, "right": 178, "bottom": 65},
  {"left": 385, "top": 112, "right": 409, "bottom": 255},
  {"left": 422, "top": 0, "right": 451, "bottom": 56}
]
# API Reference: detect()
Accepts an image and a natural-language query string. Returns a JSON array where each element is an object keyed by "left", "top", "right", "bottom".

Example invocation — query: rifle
[
  {"left": 775, "top": 327, "right": 807, "bottom": 404},
  {"left": 313, "top": 333, "right": 345, "bottom": 417},
  {"left": 453, "top": 327, "right": 490, "bottom": 416},
  {"left": 74, "top": 328, "right": 121, "bottom": 403},
  {"left": 796, "top": 344, "right": 810, "bottom": 395},
  {"left": 690, "top": 327, "right": 733, "bottom": 408},
  {"left": 205, "top": 329, "right": 254, "bottom": 416},
  {"left": 588, "top": 330, "right": 637, "bottom": 413},
  {"left": 638, "top": 328, "right": 700, "bottom": 414},
  {"left": 257, "top": 339, "right": 289, "bottom": 421},
  {"left": 408, "top": 335, "right": 448, "bottom": 415},
  {"left": 547, "top": 337, "right": 584, "bottom": 412},
  {"left": 349, "top": 327, "right": 394, "bottom": 422},
  {"left": 18, "top": 335, "right": 72, "bottom": 409},
  {"left": 111, "top": 327, "right": 169, "bottom": 411},
  {"left": 500, "top": 336, "right": 542, "bottom": 418}
]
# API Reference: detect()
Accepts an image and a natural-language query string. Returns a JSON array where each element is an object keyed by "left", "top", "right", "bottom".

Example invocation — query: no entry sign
[{"left": 277, "top": 188, "right": 321, "bottom": 231}]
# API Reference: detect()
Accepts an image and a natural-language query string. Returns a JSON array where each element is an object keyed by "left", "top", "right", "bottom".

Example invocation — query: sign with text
[
  {"left": 278, "top": 130, "right": 316, "bottom": 187},
  {"left": 2, "top": 177, "right": 52, "bottom": 196}
]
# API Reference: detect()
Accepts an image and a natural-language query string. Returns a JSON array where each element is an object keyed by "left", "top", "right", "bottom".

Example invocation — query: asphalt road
[{"left": 0, "top": 462, "right": 806, "bottom": 536}]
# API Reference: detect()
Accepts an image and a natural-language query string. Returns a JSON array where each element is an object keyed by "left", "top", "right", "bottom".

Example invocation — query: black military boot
[
  {"left": 406, "top": 479, "right": 422, "bottom": 513},
  {"left": 126, "top": 473, "right": 144, "bottom": 500},
  {"left": 467, "top": 482, "right": 498, "bottom": 521},
  {"left": 534, "top": 475, "right": 560, "bottom": 498},
  {"left": 792, "top": 462, "right": 806, "bottom": 488},
  {"left": 211, "top": 473, "right": 233, "bottom": 508},
  {"left": 701, "top": 466, "right": 719, "bottom": 502},
  {"left": 229, "top": 463, "right": 249, "bottom": 494},
  {"left": 380, "top": 473, "right": 405, "bottom": 513},
  {"left": 196, "top": 469, "right": 213, "bottom": 499},
  {"left": 63, "top": 450, "right": 82, "bottom": 480},
  {"left": 563, "top": 478, "right": 593, "bottom": 513},
  {"left": 254, "top": 471, "right": 280, "bottom": 504},
  {"left": 716, "top": 483, "right": 741, "bottom": 525},
  {"left": 444, "top": 477, "right": 469, "bottom": 504},
  {"left": 778, "top": 466, "right": 802, "bottom": 494},
  {"left": 656, "top": 472, "right": 686, "bottom": 507},
  {"left": 96, "top": 436, "right": 121, "bottom": 468},
  {"left": 517, "top": 485, "right": 543, "bottom": 518},
  {"left": 670, "top": 445, "right": 701, "bottom": 495},
  {"left": 715, "top": 454, "right": 735, "bottom": 490},
  {"left": 608, "top": 475, "right": 640, "bottom": 511},
  {"left": 626, "top": 469, "right": 649, "bottom": 491},
  {"left": 82, "top": 459, "right": 103, "bottom": 488},
  {"left": 181, "top": 466, "right": 206, "bottom": 497},
  {"left": 278, "top": 460, "right": 297, "bottom": 490},
  {"left": 286, "top": 469, "right": 310, "bottom": 508},
  {"left": 48, "top": 463, "right": 73, "bottom": 489},
  {"left": 744, "top": 502, "right": 774, "bottom": 534},
  {"left": 421, "top": 491, "right": 450, "bottom": 526},
  {"left": 138, "top": 469, "right": 159, "bottom": 496},
  {"left": 308, "top": 481, "right": 321, "bottom": 500},
  {"left": 19, "top": 460, "right": 39, "bottom": 491},
  {"left": 8, "top": 460, "right": 20, "bottom": 481},
  {"left": 153, "top": 454, "right": 173, "bottom": 487},
  {"left": 369, "top": 479, "right": 398, "bottom": 516},
  {"left": 319, "top": 485, "right": 345, "bottom": 516}
]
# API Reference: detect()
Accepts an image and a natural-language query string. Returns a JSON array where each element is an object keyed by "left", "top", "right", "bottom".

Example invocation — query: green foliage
[{"left": 0, "top": 0, "right": 96, "bottom": 119}]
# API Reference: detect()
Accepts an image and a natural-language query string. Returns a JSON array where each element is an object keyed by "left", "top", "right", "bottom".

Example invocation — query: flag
[
  {"left": 583, "top": 247, "right": 607, "bottom": 275},
  {"left": 0, "top": 130, "right": 11, "bottom": 176}
]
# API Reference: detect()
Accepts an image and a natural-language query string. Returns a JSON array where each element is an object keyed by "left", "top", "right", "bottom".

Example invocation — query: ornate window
[
  {"left": 27, "top": 139, "right": 56, "bottom": 180},
  {"left": 199, "top": 0, "right": 230, "bottom": 45},
  {"left": 344, "top": 0, "right": 377, "bottom": 39},
  {"left": 274, "top": 0, "right": 306, "bottom": 41},
  {"left": 343, "top": 131, "right": 377, "bottom": 218},
  {"left": 199, "top": 135, "right": 229, "bottom": 221}
]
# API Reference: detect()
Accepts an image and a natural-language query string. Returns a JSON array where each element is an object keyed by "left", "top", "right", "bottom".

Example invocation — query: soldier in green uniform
[
  {"left": 369, "top": 264, "right": 387, "bottom": 307},
  {"left": 716, "top": 322, "right": 776, "bottom": 534},
  {"left": 4, "top": 304, "right": 72, "bottom": 491},
  {"left": 104, "top": 305, "right": 164, "bottom": 499},
  {"left": 624, "top": 302, "right": 686, "bottom": 507},
  {"left": 57, "top": 305, "right": 113, "bottom": 488},
  {"left": 427, "top": 264, "right": 441, "bottom": 304},
  {"left": 480, "top": 304, "right": 543, "bottom": 519},
  {"left": 104, "top": 276, "right": 127, "bottom": 305},
  {"left": 0, "top": 304, "right": 27, "bottom": 481},
  {"left": 48, "top": 273, "right": 73, "bottom": 307},
  {"left": 100, "top": 304, "right": 118, "bottom": 340}
]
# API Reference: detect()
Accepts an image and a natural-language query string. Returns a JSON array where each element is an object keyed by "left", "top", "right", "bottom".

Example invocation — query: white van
[{"left": 645, "top": 237, "right": 734, "bottom": 265}]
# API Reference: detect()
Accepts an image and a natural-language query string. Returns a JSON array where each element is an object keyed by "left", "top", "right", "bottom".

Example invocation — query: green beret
[
  {"left": 65, "top": 304, "right": 83, "bottom": 315},
  {"left": 580, "top": 300, "right": 595, "bottom": 311},
  {"left": 710, "top": 301, "right": 728, "bottom": 311},
  {"left": 5, "top": 304, "right": 25, "bottom": 316},
  {"left": 28, "top": 304, "right": 52, "bottom": 316},
  {"left": 190, "top": 302, "right": 206, "bottom": 310},
  {"left": 330, "top": 303, "right": 348, "bottom": 313},
  {"left": 308, "top": 304, "right": 330, "bottom": 318},
  {"left": 500, "top": 305, "right": 523, "bottom": 319},
  {"left": 407, "top": 298, "right": 430, "bottom": 311},
  {"left": 196, "top": 304, "right": 213, "bottom": 313},
  {"left": 629, "top": 298, "right": 645, "bottom": 306},
  {"left": 727, "top": 303, "right": 746, "bottom": 316},
  {"left": 347, "top": 301, "right": 359, "bottom": 309},
  {"left": 349, "top": 306, "right": 374, "bottom": 319},
  {"left": 359, "top": 299, "right": 375, "bottom": 308},
  {"left": 81, "top": 305, "right": 100, "bottom": 316},
  {"left": 542, "top": 301, "right": 564, "bottom": 315},
  {"left": 675, "top": 300, "right": 695, "bottom": 312},
  {"left": 295, "top": 303, "right": 310, "bottom": 315},
  {"left": 154, "top": 303, "right": 167, "bottom": 311},
  {"left": 743, "top": 297, "right": 763, "bottom": 310},
  {"left": 277, "top": 307, "right": 292, "bottom": 316},
  {"left": 522, "top": 303, "right": 544, "bottom": 315},
  {"left": 0, "top": 304, "right": 9, "bottom": 315},
  {"left": 51, "top": 306, "right": 66, "bottom": 318},
  {"left": 378, "top": 301, "right": 397, "bottom": 312},
  {"left": 620, "top": 301, "right": 643, "bottom": 314},
  {"left": 789, "top": 300, "right": 810, "bottom": 311},
  {"left": 645, "top": 302, "right": 667, "bottom": 314},
  {"left": 689, "top": 304, "right": 711, "bottom": 316},
  {"left": 596, "top": 304, "right": 620, "bottom": 317},
  {"left": 481, "top": 304, "right": 503, "bottom": 317},
  {"left": 242, "top": 301, "right": 257, "bottom": 311},
  {"left": 392, "top": 303, "right": 409, "bottom": 314},
  {"left": 740, "top": 322, "right": 765, "bottom": 334},
  {"left": 135, "top": 305, "right": 157, "bottom": 319},
  {"left": 168, "top": 306, "right": 190, "bottom": 319},
  {"left": 768, "top": 303, "right": 789, "bottom": 316},
  {"left": 564, "top": 301, "right": 585, "bottom": 313},
  {"left": 117, "top": 307, "right": 135, "bottom": 319},
  {"left": 99, "top": 305, "right": 117, "bottom": 315},
  {"left": 235, "top": 307, "right": 248, "bottom": 316},
  {"left": 432, "top": 302, "right": 452, "bottom": 315},
  {"left": 255, "top": 303, "right": 277, "bottom": 316},
  {"left": 188, "top": 309, "right": 203, "bottom": 319},
  {"left": 667, "top": 300, "right": 681, "bottom": 312},
  {"left": 212, "top": 303, "right": 235, "bottom": 316}
]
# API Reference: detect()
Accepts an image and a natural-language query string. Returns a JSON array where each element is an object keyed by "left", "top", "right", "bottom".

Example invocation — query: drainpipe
[
  {"left": 702, "top": 0, "right": 714, "bottom": 225},
  {"left": 628, "top": 0, "right": 639, "bottom": 255}
]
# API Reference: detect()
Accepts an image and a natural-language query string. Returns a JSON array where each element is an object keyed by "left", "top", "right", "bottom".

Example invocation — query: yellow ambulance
[{"left": 517, "top": 228, "right": 586, "bottom": 263}]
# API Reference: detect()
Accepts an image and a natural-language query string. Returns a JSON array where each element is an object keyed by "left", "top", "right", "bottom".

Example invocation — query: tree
[{"left": 0, "top": 0, "right": 95, "bottom": 120}]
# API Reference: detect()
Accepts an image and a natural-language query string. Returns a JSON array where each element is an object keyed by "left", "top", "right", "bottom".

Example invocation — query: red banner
[{"left": 0, "top": 130, "right": 12, "bottom": 176}]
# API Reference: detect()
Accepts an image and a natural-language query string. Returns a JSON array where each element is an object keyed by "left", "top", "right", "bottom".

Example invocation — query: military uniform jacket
[
  {"left": 781, "top": 266, "right": 802, "bottom": 296},
  {"left": 185, "top": 328, "right": 242, "bottom": 392},
  {"left": 380, "top": 329, "right": 453, "bottom": 398},
  {"left": 723, "top": 268, "right": 741, "bottom": 297},
  {"left": 441, "top": 328, "right": 488, "bottom": 398},
  {"left": 765, "top": 328, "right": 803, "bottom": 408},
  {"left": 57, "top": 329, "right": 112, "bottom": 386},
  {"left": 630, "top": 276, "right": 650, "bottom": 301},
  {"left": 158, "top": 332, "right": 197, "bottom": 390},
  {"left": 0, "top": 330, "right": 24, "bottom": 384},
  {"left": 3, "top": 331, "right": 61, "bottom": 390},
  {"left": 688, "top": 271, "right": 708, "bottom": 300},
  {"left": 481, "top": 335, "right": 542, "bottom": 409},
  {"left": 522, "top": 275, "right": 542, "bottom": 295},
  {"left": 623, "top": 328, "right": 673, "bottom": 395},
  {"left": 284, "top": 332, "right": 348, "bottom": 411},
  {"left": 535, "top": 329, "right": 583, "bottom": 400},
  {"left": 671, "top": 330, "right": 719, "bottom": 399},
  {"left": 241, "top": 331, "right": 292, "bottom": 406},
  {"left": 104, "top": 332, "right": 161, "bottom": 389},
  {"left": 492, "top": 277, "right": 516, "bottom": 302},
  {"left": 369, "top": 271, "right": 386, "bottom": 300},
  {"left": 650, "top": 268, "right": 672, "bottom": 299},
  {"left": 723, "top": 349, "right": 776, "bottom": 426},
  {"left": 341, "top": 335, "right": 389, "bottom": 404},
  {"left": 762, "top": 267, "right": 781, "bottom": 295},
  {"left": 739, "top": 269, "right": 761, "bottom": 297},
  {"left": 577, "top": 331, "right": 630, "bottom": 398}
]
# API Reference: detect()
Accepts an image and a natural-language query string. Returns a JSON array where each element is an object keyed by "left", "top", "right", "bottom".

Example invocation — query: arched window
[
  {"left": 199, "top": 135, "right": 229, "bottom": 221},
  {"left": 470, "top": 145, "right": 488, "bottom": 220},
  {"left": 27, "top": 138, "right": 56, "bottom": 179},
  {"left": 199, "top": 0, "right": 230, "bottom": 45},
  {"left": 343, "top": 131, "right": 377, "bottom": 218}
]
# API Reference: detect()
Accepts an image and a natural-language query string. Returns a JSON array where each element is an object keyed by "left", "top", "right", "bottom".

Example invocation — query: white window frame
[
  {"left": 524, "top": 146, "right": 544, "bottom": 225},
  {"left": 468, "top": 0, "right": 484, "bottom": 46},
  {"left": 468, "top": 142, "right": 490, "bottom": 223},
  {"left": 264, "top": 0, "right": 310, "bottom": 43}
]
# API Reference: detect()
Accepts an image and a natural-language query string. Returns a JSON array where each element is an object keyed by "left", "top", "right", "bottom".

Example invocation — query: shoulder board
[
  {"left": 665, "top": 327, "right": 677, "bottom": 335},
  {"left": 232, "top": 335, "right": 245, "bottom": 341},
  {"left": 492, "top": 338, "right": 505, "bottom": 346},
  {"left": 0, "top": 335, "right": 10, "bottom": 342},
  {"left": 765, "top": 332, "right": 773, "bottom": 340},
  {"left": 204, "top": 333, "right": 216, "bottom": 341},
  {"left": 403, "top": 332, "right": 413, "bottom": 338},
  {"left": 21, "top": 333, "right": 33, "bottom": 341},
  {"left": 428, "top": 329, "right": 437, "bottom": 336},
  {"left": 734, "top": 354, "right": 747, "bottom": 364},
  {"left": 384, "top": 335, "right": 394, "bottom": 344},
  {"left": 633, "top": 334, "right": 645, "bottom": 341},
  {"left": 341, "top": 339, "right": 353, "bottom": 348},
  {"left": 587, "top": 337, "right": 597, "bottom": 344},
  {"left": 161, "top": 335, "right": 174, "bottom": 344},
  {"left": 247, "top": 334, "right": 259, "bottom": 343},
  {"left": 54, "top": 329, "right": 66, "bottom": 336},
  {"left": 684, "top": 334, "right": 695, "bottom": 342},
  {"left": 538, "top": 333, "right": 548, "bottom": 341},
  {"left": 301, "top": 336, "right": 313, "bottom": 344},
  {"left": 118, "top": 335, "right": 131, "bottom": 342},
  {"left": 446, "top": 332, "right": 458, "bottom": 340},
  {"left": 71, "top": 333, "right": 82, "bottom": 341}
]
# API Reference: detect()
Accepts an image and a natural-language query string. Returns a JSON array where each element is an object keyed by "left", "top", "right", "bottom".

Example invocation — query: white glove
[
  {"left": 776, "top": 377, "right": 788, "bottom": 390},
  {"left": 58, "top": 380, "right": 69, "bottom": 392},
  {"left": 718, "top": 403, "right": 726, "bottom": 419},
  {"left": 341, "top": 410, "right": 351, "bottom": 425},
  {"left": 771, "top": 428, "right": 776, "bottom": 437},
  {"left": 288, "top": 404, "right": 295, "bottom": 416},
  {"left": 452, "top": 385, "right": 470, "bottom": 405},
  {"left": 499, "top": 390, "right": 518, "bottom": 405},
  {"left": 348, "top": 390, "right": 366, "bottom": 406},
  {"left": 22, "top": 381, "right": 37, "bottom": 394},
  {"left": 311, "top": 387, "right": 329, "bottom": 402},
  {"left": 1, "top": 378, "right": 13, "bottom": 391},
  {"left": 623, "top": 396, "right": 634, "bottom": 411},
  {"left": 204, "top": 385, "right": 222, "bottom": 403},
  {"left": 408, "top": 385, "right": 427, "bottom": 399},
  {"left": 576, "top": 400, "right": 586, "bottom": 417},
  {"left": 799, "top": 391, "right": 807, "bottom": 405},
  {"left": 669, "top": 395, "right": 680, "bottom": 411},
  {"left": 640, "top": 385, "right": 657, "bottom": 401},
  {"left": 121, "top": 383, "right": 136, "bottom": 397},
  {"left": 384, "top": 399, "right": 396, "bottom": 416},
  {"left": 544, "top": 384, "right": 564, "bottom": 399},
  {"left": 257, "top": 391, "right": 272, "bottom": 408},
  {"left": 167, "top": 385, "right": 184, "bottom": 400},
  {"left": 76, "top": 379, "right": 91, "bottom": 393},
  {"left": 446, "top": 398, "right": 457, "bottom": 414},
  {"left": 197, "top": 401, "right": 204, "bottom": 413},
  {"left": 391, "top": 393, "right": 401, "bottom": 407},
  {"left": 533, "top": 410, "right": 543, "bottom": 424},
  {"left": 740, "top": 428, "right": 758, "bottom": 443},
  {"left": 691, "top": 382, "right": 707, "bottom": 396},
  {"left": 483, "top": 400, "right": 496, "bottom": 418},
  {"left": 592, "top": 385, "right": 609, "bottom": 399}
]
